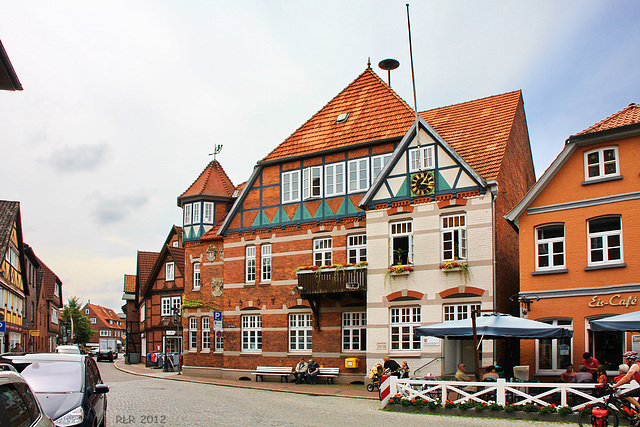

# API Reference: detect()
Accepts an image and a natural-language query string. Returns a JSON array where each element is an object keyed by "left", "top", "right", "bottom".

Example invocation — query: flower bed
[{"left": 385, "top": 396, "right": 578, "bottom": 422}]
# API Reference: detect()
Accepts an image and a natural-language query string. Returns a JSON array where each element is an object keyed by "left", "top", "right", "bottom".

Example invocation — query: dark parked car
[
  {"left": 0, "top": 353, "right": 109, "bottom": 427},
  {"left": 0, "top": 370, "right": 54, "bottom": 427}
]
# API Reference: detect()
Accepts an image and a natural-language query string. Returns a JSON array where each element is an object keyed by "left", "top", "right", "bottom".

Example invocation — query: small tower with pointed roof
[{"left": 178, "top": 160, "right": 236, "bottom": 242}]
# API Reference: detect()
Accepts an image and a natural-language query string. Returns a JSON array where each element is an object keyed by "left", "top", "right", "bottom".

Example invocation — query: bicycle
[{"left": 578, "top": 384, "right": 640, "bottom": 427}]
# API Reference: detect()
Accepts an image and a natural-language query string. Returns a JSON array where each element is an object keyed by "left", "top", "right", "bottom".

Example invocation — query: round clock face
[{"left": 410, "top": 171, "right": 435, "bottom": 196}]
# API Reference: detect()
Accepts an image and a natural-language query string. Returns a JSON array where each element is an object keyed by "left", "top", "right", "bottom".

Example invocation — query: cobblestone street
[{"left": 100, "top": 361, "right": 555, "bottom": 427}]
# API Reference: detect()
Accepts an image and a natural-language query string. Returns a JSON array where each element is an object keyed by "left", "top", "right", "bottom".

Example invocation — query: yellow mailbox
[{"left": 345, "top": 358, "right": 359, "bottom": 368}]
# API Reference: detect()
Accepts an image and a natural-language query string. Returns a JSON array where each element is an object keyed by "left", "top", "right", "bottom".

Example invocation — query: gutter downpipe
[{"left": 487, "top": 180, "right": 499, "bottom": 313}]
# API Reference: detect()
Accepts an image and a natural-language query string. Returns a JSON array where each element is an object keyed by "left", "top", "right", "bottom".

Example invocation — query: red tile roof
[
  {"left": 123, "top": 274, "right": 136, "bottom": 293},
  {"left": 179, "top": 160, "right": 236, "bottom": 200},
  {"left": 85, "top": 302, "right": 124, "bottom": 330},
  {"left": 576, "top": 103, "right": 640, "bottom": 135},
  {"left": 421, "top": 91, "right": 523, "bottom": 181},
  {"left": 137, "top": 251, "right": 158, "bottom": 287},
  {"left": 261, "top": 67, "right": 416, "bottom": 162}
]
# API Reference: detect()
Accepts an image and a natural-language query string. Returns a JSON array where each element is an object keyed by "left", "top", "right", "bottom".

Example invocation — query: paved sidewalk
[{"left": 113, "top": 359, "right": 377, "bottom": 400}]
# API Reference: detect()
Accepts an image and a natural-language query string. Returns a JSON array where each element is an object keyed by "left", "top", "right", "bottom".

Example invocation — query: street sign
[
  {"left": 29, "top": 330, "right": 39, "bottom": 337},
  {"left": 215, "top": 330, "right": 223, "bottom": 338},
  {"left": 213, "top": 321, "right": 222, "bottom": 330},
  {"left": 0, "top": 322, "right": 5, "bottom": 333},
  {"left": 213, "top": 311, "right": 222, "bottom": 322},
  {"left": 166, "top": 330, "right": 176, "bottom": 336}
]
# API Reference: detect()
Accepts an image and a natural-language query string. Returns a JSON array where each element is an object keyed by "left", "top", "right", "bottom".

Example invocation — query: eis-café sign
[{"left": 589, "top": 294, "right": 637, "bottom": 309}]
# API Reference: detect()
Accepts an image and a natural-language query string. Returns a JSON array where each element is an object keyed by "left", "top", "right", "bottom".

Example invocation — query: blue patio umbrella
[
  {"left": 415, "top": 312, "right": 573, "bottom": 377},
  {"left": 590, "top": 311, "right": 640, "bottom": 331},
  {"left": 415, "top": 312, "right": 573, "bottom": 340}
]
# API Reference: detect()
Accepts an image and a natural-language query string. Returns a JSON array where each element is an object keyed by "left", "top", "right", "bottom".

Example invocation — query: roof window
[{"left": 336, "top": 113, "right": 349, "bottom": 124}]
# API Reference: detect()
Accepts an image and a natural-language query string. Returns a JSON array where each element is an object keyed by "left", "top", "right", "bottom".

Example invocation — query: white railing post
[{"left": 496, "top": 378, "right": 506, "bottom": 405}]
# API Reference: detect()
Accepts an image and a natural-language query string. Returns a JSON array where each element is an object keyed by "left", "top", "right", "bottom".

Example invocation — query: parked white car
[{"left": 54, "top": 345, "right": 81, "bottom": 354}]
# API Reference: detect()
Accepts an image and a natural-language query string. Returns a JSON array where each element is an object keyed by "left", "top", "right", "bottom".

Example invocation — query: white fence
[{"left": 383, "top": 376, "right": 634, "bottom": 411}]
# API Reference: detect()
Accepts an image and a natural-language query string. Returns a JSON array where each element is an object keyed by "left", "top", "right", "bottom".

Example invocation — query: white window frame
[
  {"left": 347, "top": 234, "right": 367, "bottom": 264},
  {"left": 390, "top": 307, "right": 421, "bottom": 351},
  {"left": 303, "top": 166, "right": 322, "bottom": 200},
  {"left": 54, "top": 283, "right": 60, "bottom": 297},
  {"left": 203, "top": 202, "right": 214, "bottom": 224},
  {"left": 588, "top": 216, "right": 623, "bottom": 266},
  {"left": 342, "top": 312, "right": 366, "bottom": 352},
  {"left": 348, "top": 158, "right": 369, "bottom": 193},
  {"left": 242, "top": 314, "right": 262, "bottom": 351},
  {"left": 166, "top": 262, "right": 175, "bottom": 281},
  {"left": 390, "top": 221, "right": 413, "bottom": 265},
  {"left": 535, "top": 224, "right": 565, "bottom": 271},
  {"left": 183, "top": 203, "right": 192, "bottom": 226},
  {"left": 444, "top": 303, "right": 481, "bottom": 322},
  {"left": 189, "top": 317, "right": 198, "bottom": 351},
  {"left": 51, "top": 307, "right": 58, "bottom": 324},
  {"left": 372, "top": 154, "right": 392, "bottom": 181},
  {"left": 90, "top": 318, "right": 97, "bottom": 324},
  {"left": 161, "top": 298, "right": 171, "bottom": 316},
  {"left": 281, "top": 170, "right": 300, "bottom": 203},
  {"left": 140, "top": 303, "right": 146, "bottom": 322},
  {"left": 171, "top": 296, "right": 181, "bottom": 315},
  {"left": 202, "top": 317, "right": 210, "bottom": 350},
  {"left": 441, "top": 214, "right": 467, "bottom": 262},
  {"left": 584, "top": 147, "right": 619, "bottom": 181},
  {"left": 246, "top": 246, "right": 256, "bottom": 283},
  {"left": 289, "top": 313, "right": 313, "bottom": 352},
  {"left": 192, "top": 202, "right": 201, "bottom": 224},
  {"left": 261, "top": 244, "right": 272, "bottom": 282},
  {"left": 313, "top": 238, "right": 332, "bottom": 267},
  {"left": 215, "top": 329, "right": 224, "bottom": 351},
  {"left": 409, "top": 145, "right": 435, "bottom": 172},
  {"left": 100, "top": 330, "right": 109, "bottom": 337},
  {"left": 535, "top": 318, "right": 573, "bottom": 374},
  {"left": 325, "top": 162, "right": 345, "bottom": 197},
  {"left": 193, "top": 262, "right": 201, "bottom": 290}
]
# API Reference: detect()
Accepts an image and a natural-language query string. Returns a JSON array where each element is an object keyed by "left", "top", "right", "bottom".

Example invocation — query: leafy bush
[
  {"left": 488, "top": 402, "right": 504, "bottom": 411},
  {"left": 457, "top": 400, "right": 475, "bottom": 410},
  {"left": 444, "top": 400, "right": 457, "bottom": 409},
  {"left": 522, "top": 403, "right": 540, "bottom": 413},
  {"left": 474, "top": 402, "right": 488, "bottom": 411},
  {"left": 539, "top": 404, "right": 557, "bottom": 414},
  {"left": 557, "top": 405, "right": 573, "bottom": 415}
]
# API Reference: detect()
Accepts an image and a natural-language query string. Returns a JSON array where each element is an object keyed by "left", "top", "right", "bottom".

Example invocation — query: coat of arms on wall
[
  {"left": 218, "top": 246, "right": 224, "bottom": 260},
  {"left": 206, "top": 244, "right": 217, "bottom": 262},
  {"left": 212, "top": 278, "right": 223, "bottom": 297}
]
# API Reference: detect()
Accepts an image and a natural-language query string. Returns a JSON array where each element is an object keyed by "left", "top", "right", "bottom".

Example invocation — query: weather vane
[{"left": 209, "top": 144, "right": 223, "bottom": 161}]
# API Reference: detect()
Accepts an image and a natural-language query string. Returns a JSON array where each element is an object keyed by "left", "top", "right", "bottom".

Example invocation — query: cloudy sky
[{"left": 1, "top": 1, "right": 638, "bottom": 313}]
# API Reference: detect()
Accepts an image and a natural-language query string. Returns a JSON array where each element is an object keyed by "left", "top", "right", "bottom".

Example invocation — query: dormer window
[
  {"left": 585, "top": 147, "right": 619, "bottom": 181},
  {"left": 203, "top": 202, "right": 214, "bottom": 223},
  {"left": 183, "top": 203, "right": 192, "bottom": 226},
  {"left": 336, "top": 113, "right": 349, "bottom": 123},
  {"left": 192, "top": 202, "right": 201, "bottom": 224}
]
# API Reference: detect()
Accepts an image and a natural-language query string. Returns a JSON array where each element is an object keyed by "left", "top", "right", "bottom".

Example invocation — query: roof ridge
[
  {"left": 420, "top": 89, "right": 522, "bottom": 113},
  {"left": 259, "top": 67, "right": 415, "bottom": 163},
  {"left": 576, "top": 103, "right": 640, "bottom": 135}
]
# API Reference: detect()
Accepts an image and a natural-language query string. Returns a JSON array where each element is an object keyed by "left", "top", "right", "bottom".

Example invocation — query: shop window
[{"left": 536, "top": 318, "right": 573, "bottom": 374}]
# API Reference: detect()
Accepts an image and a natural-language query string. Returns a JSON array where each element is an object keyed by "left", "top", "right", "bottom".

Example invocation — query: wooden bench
[
  {"left": 317, "top": 367, "right": 340, "bottom": 384},
  {"left": 253, "top": 366, "right": 293, "bottom": 383}
]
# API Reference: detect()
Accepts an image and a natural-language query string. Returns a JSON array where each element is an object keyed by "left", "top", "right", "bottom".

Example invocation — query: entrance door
[
  {"left": 590, "top": 329, "right": 623, "bottom": 371},
  {"left": 444, "top": 339, "right": 480, "bottom": 375}
]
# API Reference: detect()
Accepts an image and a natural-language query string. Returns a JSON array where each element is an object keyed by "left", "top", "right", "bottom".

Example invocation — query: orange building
[{"left": 506, "top": 104, "right": 640, "bottom": 379}]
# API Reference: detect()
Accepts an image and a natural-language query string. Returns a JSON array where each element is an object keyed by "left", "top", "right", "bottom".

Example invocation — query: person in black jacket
[{"left": 383, "top": 356, "right": 401, "bottom": 377}]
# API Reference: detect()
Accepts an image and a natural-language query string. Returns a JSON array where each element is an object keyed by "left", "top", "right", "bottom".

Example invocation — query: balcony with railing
[{"left": 296, "top": 266, "right": 367, "bottom": 295}]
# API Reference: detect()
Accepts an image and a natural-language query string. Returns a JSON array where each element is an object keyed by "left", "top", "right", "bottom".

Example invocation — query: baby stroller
[{"left": 367, "top": 363, "right": 384, "bottom": 392}]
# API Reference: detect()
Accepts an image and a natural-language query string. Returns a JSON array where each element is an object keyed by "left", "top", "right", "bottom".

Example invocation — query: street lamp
[
  {"left": 171, "top": 307, "right": 181, "bottom": 374},
  {"left": 161, "top": 315, "right": 171, "bottom": 372}
]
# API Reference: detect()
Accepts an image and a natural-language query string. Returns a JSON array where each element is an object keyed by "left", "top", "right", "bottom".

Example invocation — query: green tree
[{"left": 60, "top": 297, "right": 95, "bottom": 345}]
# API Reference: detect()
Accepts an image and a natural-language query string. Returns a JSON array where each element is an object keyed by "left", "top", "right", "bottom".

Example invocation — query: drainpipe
[{"left": 486, "top": 180, "right": 499, "bottom": 313}]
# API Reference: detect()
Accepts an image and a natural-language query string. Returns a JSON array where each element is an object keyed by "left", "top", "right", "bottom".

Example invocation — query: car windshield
[{"left": 20, "top": 361, "right": 82, "bottom": 393}]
